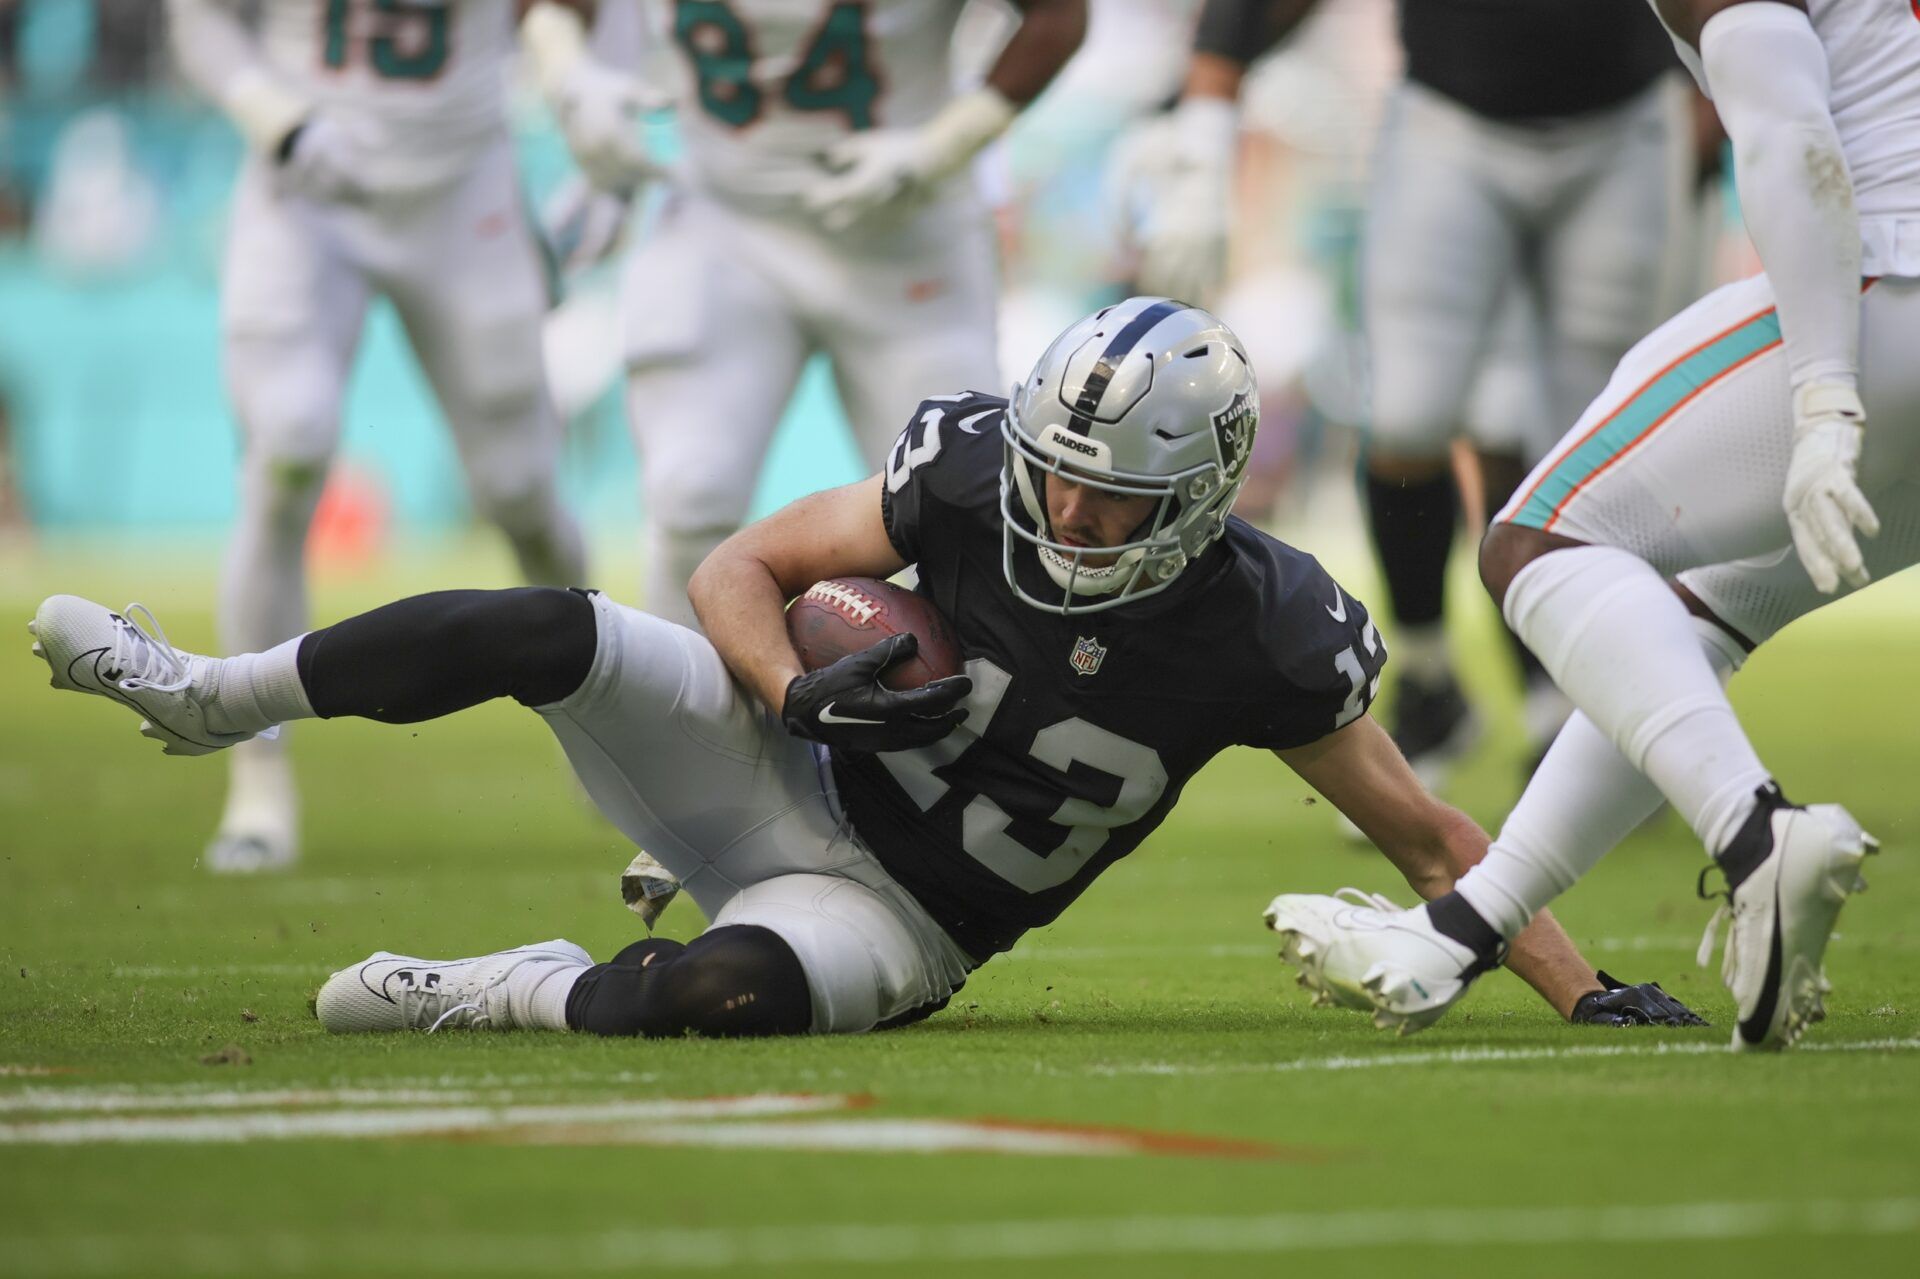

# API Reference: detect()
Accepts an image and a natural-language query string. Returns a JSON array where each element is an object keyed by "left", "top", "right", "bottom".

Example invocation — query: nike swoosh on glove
[
  {"left": 782, "top": 633, "right": 970, "bottom": 754},
  {"left": 1570, "top": 970, "right": 1709, "bottom": 1028},
  {"left": 1785, "top": 380, "right": 1880, "bottom": 594}
]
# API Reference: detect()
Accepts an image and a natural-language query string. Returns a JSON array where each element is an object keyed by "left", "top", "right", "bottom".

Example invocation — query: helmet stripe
[{"left": 1065, "top": 299, "right": 1188, "bottom": 435}]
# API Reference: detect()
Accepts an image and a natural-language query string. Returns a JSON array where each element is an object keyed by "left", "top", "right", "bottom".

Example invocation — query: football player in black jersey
[{"left": 30, "top": 298, "right": 1700, "bottom": 1038}]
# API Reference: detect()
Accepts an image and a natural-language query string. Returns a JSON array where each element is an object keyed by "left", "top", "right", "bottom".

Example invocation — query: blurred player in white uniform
[
  {"left": 169, "top": 0, "right": 652, "bottom": 871},
  {"left": 1268, "top": 0, "right": 1920, "bottom": 1051},
  {"left": 616, "top": 0, "right": 1087, "bottom": 630},
  {"left": 1143, "top": 0, "right": 1692, "bottom": 789}
]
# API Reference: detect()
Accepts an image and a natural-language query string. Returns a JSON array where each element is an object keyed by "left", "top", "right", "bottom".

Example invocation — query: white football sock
[
  {"left": 201, "top": 636, "right": 316, "bottom": 736},
  {"left": 1502, "top": 545, "right": 1770, "bottom": 856},
  {"left": 1457, "top": 616, "right": 1750, "bottom": 939},
  {"left": 516, "top": 960, "right": 588, "bottom": 1032}
]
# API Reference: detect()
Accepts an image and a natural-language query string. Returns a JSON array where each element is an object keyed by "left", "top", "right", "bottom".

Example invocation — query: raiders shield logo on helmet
[{"left": 1212, "top": 390, "right": 1257, "bottom": 477}]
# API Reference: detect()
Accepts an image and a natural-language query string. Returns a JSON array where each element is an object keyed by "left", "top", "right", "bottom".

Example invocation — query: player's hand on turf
[
  {"left": 1134, "top": 97, "right": 1236, "bottom": 302},
  {"left": 1569, "top": 970, "right": 1708, "bottom": 1028},
  {"left": 1785, "top": 380, "right": 1879, "bottom": 594},
  {"left": 802, "top": 130, "right": 933, "bottom": 232},
  {"left": 552, "top": 58, "right": 659, "bottom": 196},
  {"left": 276, "top": 114, "right": 381, "bottom": 204},
  {"left": 782, "top": 634, "right": 971, "bottom": 753}
]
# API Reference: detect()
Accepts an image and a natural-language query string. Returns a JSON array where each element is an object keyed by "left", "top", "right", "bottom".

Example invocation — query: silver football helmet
[{"left": 1002, "top": 297, "right": 1259, "bottom": 615}]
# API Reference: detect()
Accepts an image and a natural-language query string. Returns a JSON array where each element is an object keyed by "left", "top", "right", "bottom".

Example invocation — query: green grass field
[{"left": 2, "top": 537, "right": 1916, "bottom": 1279}]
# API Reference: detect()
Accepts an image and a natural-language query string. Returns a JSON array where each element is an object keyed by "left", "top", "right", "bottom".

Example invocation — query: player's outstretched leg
[
  {"left": 315, "top": 928, "right": 815, "bottom": 1038},
  {"left": 314, "top": 941, "right": 591, "bottom": 1033},
  {"left": 31, "top": 587, "right": 598, "bottom": 752}
]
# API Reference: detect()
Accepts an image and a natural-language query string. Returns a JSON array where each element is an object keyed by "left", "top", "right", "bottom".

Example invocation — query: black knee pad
[{"left": 566, "top": 926, "right": 813, "bottom": 1039}]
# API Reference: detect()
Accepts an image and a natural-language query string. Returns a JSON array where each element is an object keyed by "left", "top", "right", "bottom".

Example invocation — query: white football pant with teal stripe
[{"left": 1499, "top": 271, "right": 1920, "bottom": 585}]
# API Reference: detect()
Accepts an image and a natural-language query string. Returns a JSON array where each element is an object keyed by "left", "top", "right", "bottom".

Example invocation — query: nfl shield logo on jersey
[{"left": 1070, "top": 635, "right": 1107, "bottom": 676}]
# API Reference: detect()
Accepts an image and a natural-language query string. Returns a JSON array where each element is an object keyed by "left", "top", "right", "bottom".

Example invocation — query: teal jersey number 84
[{"left": 674, "top": 0, "right": 880, "bottom": 131}]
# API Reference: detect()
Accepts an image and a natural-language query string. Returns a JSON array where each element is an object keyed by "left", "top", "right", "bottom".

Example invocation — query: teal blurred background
[{"left": 0, "top": 0, "right": 875, "bottom": 537}]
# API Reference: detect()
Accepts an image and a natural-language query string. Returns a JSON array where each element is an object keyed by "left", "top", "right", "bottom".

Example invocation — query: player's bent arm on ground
[
  {"left": 167, "top": 0, "right": 309, "bottom": 155},
  {"left": 1276, "top": 716, "right": 1599, "bottom": 1020},
  {"left": 689, "top": 475, "right": 908, "bottom": 716}
]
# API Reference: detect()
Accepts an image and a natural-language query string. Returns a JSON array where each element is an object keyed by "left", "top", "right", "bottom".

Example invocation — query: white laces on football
[
  {"left": 112, "top": 604, "right": 193, "bottom": 693},
  {"left": 1334, "top": 886, "right": 1400, "bottom": 913}
]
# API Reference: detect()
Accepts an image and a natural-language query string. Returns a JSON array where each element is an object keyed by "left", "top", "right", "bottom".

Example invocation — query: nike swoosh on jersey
[
  {"left": 817, "top": 702, "right": 886, "bottom": 726},
  {"left": 1325, "top": 593, "right": 1348, "bottom": 623},
  {"left": 956, "top": 409, "right": 997, "bottom": 435}
]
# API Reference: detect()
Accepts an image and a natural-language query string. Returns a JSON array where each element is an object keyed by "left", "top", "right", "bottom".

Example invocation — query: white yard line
[
  {"left": 3, "top": 1198, "right": 1915, "bottom": 1275},
  {"left": 1081, "top": 1036, "right": 1920, "bottom": 1077},
  {"left": 0, "top": 1087, "right": 495, "bottom": 1114},
  {"left": 0, "top": 1093, "right": 855, "bottom": 1145}
]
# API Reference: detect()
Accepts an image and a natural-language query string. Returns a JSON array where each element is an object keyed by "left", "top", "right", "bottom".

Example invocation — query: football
[{"left": 786, "top": 577, "right": 965, "bottom": 691}]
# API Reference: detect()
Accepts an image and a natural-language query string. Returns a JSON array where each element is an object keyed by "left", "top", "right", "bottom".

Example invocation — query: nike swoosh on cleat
[
  {"left": 82, "top": 649, "right": 219, "bottom": 751},
  {"left": 817, "top": 702, "right": 886, "bottom": 726}
]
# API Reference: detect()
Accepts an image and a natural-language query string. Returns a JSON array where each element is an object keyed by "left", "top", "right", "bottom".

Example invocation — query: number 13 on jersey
[{"left": 673, "top": 0, "right": 881, "bottom": 130}]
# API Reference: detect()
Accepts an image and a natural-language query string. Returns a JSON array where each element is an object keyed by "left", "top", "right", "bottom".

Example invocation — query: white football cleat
[
  {"left": 314, "top": 940, "right": 592, "bottom": 1034},
  {"left": 29, "top": 595, "right": 269, "bottom": 757},
  {"left": 1264, "top": 888, "right": 1483, "bottom": 1035},
  {"left": 1699, "top": 788, "right": 1877, "bottom": 1052}
]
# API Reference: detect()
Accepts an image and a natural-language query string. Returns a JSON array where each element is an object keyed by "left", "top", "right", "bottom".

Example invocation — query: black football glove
[
  {"left": 782, "top": 633, "right": 971, "bottom": 754},
  {"left": 1569, "top": 969, "right": 1709, "bottom": 1028}
]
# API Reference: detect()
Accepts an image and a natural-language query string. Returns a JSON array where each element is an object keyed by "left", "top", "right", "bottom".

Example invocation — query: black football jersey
[
  {"left": 829, "top": 394, "right": 1388, "bottom": 964},
  {"left": 1400, "top": 0, "right": 1675, "bottom": 121}
]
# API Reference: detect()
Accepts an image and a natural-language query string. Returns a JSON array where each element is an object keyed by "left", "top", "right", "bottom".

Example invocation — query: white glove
[
  {"left": 1784, "top": 380, "right": 1880, "bottom": 593},
  {"left": 275, "top": 114, "right": 380, "bottom": 205},
  {"left": 803, "top": 129, "right": 931, "bottom": 231},
  {"left": 1135, "top": 96, "right": 1236, "bottom": 302},
  {"left": 551, "top": 58, "right": 658, "bottom": 195},
  {"left": 539, "top": 173, "right": 633, "bottom": 275},
  {"left": 803, "top": 88, "right": 1017, "bottom": 233}
]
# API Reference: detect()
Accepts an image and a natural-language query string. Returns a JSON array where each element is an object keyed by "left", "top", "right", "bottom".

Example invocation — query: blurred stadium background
[{"left": 1, "top": 0, "right": 1740, "bottom": 553}]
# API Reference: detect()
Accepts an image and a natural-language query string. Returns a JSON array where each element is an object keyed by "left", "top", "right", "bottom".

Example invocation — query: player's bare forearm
[
  {"left": 689, "top": 476, "right": 907, "bottom": 715},
  {"left": 988, "top": 0, "right": 1088, "bottom": 105},
  {"left": 1279, "top": 717, "right": 1598, "bottom": 1019},
  {"left": 1419, "top": 810, "right": 1596, "bottom": 1022}
]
